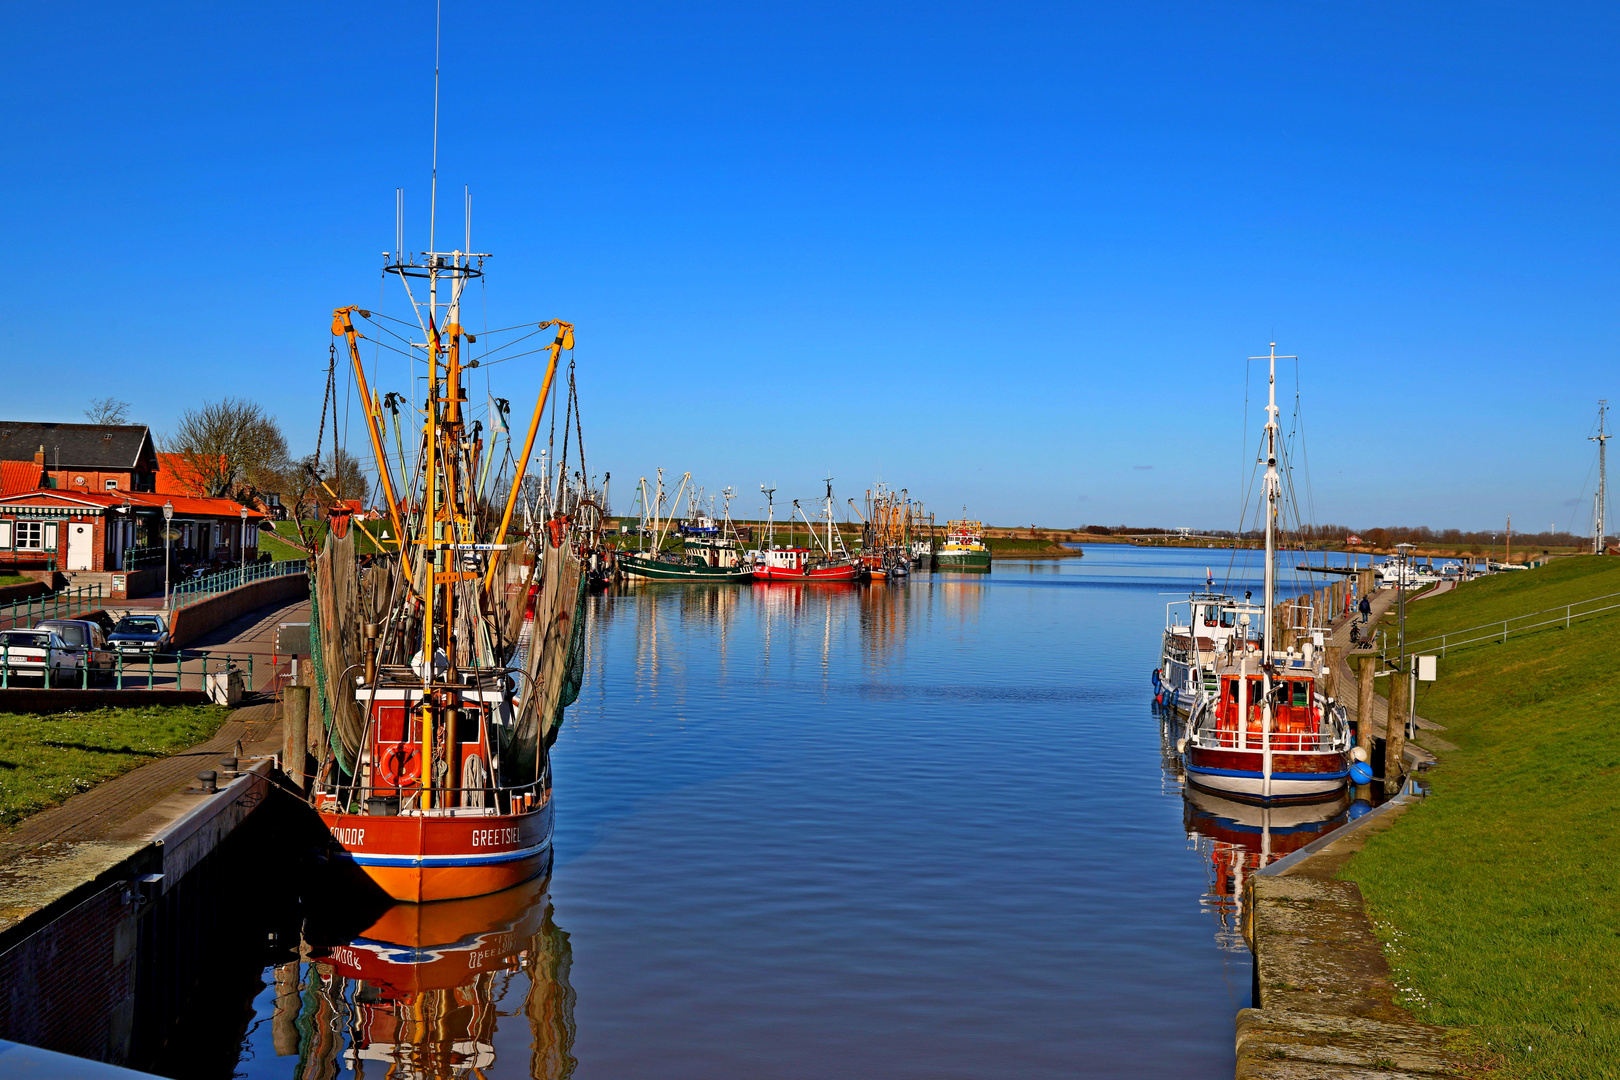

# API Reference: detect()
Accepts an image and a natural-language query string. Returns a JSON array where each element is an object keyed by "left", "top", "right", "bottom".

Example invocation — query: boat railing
[
  {"left": 326, "top": 773, "right": 551, "bottom": 815},
  {"left": 1191, "top": 728, "right": 1343, "bottom": 753}
]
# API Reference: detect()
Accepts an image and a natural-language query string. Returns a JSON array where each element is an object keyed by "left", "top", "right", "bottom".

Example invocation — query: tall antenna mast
[
  {"left": 428, "top": 0, "right": 441, "bottom": 255},
  {"left": 1592, "top": 400, "right": 1610, "bottom": 555},
  {"left": 1249, "top": 341, "right": 1297, "bottom": 663}
]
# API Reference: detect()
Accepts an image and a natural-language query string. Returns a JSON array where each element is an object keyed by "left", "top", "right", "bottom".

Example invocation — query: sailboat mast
[{"left": 1258, "top": 343, "right": 1285, "bottom": 663}]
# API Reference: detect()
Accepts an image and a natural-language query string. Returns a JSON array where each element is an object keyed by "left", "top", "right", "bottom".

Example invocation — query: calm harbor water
[{"left": 224, "top": 546, "right": 1360, "bottom": 1080}]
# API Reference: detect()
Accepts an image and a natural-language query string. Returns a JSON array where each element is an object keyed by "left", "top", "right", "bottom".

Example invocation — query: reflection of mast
[{"left": 524, "top": 907, "right": 579, "bottom": 1080}]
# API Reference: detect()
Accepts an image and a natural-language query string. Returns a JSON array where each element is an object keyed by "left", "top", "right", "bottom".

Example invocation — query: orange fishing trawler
[{"left": 303, "top": 209, "right": 597, "bottom": 904}]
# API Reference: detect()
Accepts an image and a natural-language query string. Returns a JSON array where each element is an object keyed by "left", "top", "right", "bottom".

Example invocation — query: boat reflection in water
[
  {"left": 285, "top": 872, "right": 576, "bottom": 1080},
  {"left": 1182, "top": 786, "right": 1350, "bottom": 951}
]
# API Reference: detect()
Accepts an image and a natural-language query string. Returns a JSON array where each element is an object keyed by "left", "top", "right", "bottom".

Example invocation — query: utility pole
[{"left": 1592, "top": 400, "right": 1610, "bottom": 555}]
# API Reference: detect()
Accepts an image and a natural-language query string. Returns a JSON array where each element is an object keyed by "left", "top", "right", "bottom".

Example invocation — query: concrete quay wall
[{"left": 0, "top": 762, "right": 293, "bottom": 1068}]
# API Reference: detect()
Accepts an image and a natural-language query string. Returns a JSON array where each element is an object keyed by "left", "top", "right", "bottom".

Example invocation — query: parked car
[
  {"left": 0, "top": 629, "right": 79, "bottom": 686},
  {"left": 35, "top": 619, "right": 119, "bottom": 683},
  {"left": 108, "top": 614, "right": 172, "bottom": 655}
]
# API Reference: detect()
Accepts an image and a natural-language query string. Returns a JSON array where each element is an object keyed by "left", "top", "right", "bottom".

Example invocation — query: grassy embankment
[
  {"left": 1340, "top": 555, "right": 1620, "bottom": 1077},
  {"left": 259, "top": 520, "right": 383, "bottom": 560},
  {"left": 0, "top": 574, "right": 30, "bottom": 588},
  {"left": 0, "top": 704, "right": 230, "bottom": 829}
]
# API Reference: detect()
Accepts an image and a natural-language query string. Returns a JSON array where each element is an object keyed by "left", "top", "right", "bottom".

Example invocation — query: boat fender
[
  {"left": 1349, "top": 760, "right": 1374, "bottom": 785},
  {"left": 1350, "top": 745, "right": 1369, "bottom": 762},
  {"left": 1348, "top": 797, "right": 1373, "bottom": 819},
  {"left": 1150, "top": 668, "right": 1162, "bottom": 690},
  {"left": 1175, "top": 737, "right": 1187, "bottom": 754}
]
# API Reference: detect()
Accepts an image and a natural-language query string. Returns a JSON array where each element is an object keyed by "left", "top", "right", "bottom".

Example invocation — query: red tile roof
[
  {"left": 0, "top": 488, "right": 265, "bottom": 519},
  {"left": 154, "top": 452, "right": 225, "bottom": 496},
  {"left": 0, "top": 460, "right": 44, "bottom": 496}
]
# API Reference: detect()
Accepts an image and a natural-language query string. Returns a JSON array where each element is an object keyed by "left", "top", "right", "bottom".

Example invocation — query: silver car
[
  {"left": 35, "top": 619, "right": 119, "bottom": 684},
  {"left": 0, "top": 629, "right": 79, "bottom": 687}
]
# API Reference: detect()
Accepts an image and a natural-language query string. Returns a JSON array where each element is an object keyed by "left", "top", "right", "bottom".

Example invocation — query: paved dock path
[
  {"left": 1324, "top": 584, "right": 1450, "bottom": 766},
  {"left": 0, "top": 596, "right": 305, "bottom": 935}
]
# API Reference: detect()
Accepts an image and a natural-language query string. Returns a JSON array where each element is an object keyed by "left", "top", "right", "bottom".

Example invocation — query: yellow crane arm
[
  {"left": 484, "top": 321, "right": 572, "bottom": 592},
  {"left": 331, "top": 307, "right": 407, "bottom": 548}
]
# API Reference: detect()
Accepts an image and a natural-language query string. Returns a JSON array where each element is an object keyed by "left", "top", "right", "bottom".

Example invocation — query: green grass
[
  {"left": 0, "top": 704, "right": 231, "bottom": 829},
  {"left": 0, "top": 574, "right": 29, "bottom": 587},
  {"left": 985, "top": 536, "right": 1084, "bottom": 557},
  {"left": 1340, "top": 556, "right": 1620, "bottom": 1078},
  {"left": 260, "top": 520, "right": 382, "bottom": 558}
]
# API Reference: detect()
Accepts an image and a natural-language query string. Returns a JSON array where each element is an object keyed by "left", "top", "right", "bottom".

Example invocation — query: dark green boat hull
[
  {"left": 620, "top": 553, "right": 754, "bottom": 582},
  {"left": 933, "top": 550, "right": 992, "bottom": 573}
]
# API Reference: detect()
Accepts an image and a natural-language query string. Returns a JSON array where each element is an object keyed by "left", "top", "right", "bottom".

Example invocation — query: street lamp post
[
  {"left": 163, "top": 501, "right": 175, "bottom": 610},
  {"left": 239, "top": 506, "right": 250, "bottom": 580}
]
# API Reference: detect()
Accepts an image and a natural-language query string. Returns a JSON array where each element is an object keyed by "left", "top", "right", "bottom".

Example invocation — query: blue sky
[{"left": 7, "top": 2, "right": 1617, "bottom": 530}]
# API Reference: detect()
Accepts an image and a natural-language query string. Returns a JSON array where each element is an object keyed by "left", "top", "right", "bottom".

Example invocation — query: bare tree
[
  {"left": 84, "top": 397, "right": 131, "bottom": 425},
  {"left": 165, "top": 398, "right": 289, "bottom": 499},
  {"left": 299, "top": 446, "right": 371, "bottom": 509}
]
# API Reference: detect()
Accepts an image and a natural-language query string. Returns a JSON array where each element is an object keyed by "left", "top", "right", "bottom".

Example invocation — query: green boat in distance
[
  {"left": 619, "top": 473, "right": 753, "bottom": 582},
  {"left": 619, "top": 552, "right": 755, "bottom": 582},
  {"left": 934, "top": 519, "right": 991, "bottom": 573}
]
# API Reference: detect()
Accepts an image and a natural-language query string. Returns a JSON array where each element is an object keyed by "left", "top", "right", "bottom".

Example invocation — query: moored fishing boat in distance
[
  {"left": 619, "top": 471, "right": 754, "bottom": 582},
  {"left": 850, "top": 483, "right": 915, "bottom": 579},
  {"left": 934, "top": 517, "right": 991, "bottom": 573},
  {"left": 1177, "top": 344, "right": 1352, "bottom": 805},
  {"left": 750, "top": 478, "right": 864, "bottom": 582}
]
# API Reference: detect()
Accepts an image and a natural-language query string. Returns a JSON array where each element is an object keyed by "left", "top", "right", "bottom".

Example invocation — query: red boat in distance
[
  {"left": 750, "top": 477, "right": 865, "bottom": 582},
  {"left": 752, "top": 546, "right": 862, "bottom": 582}
]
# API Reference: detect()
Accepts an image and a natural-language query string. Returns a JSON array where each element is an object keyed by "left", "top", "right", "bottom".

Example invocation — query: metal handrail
[
  {"left": 1401, "top": 589, "right": 1620, "bottom": 657},
  {"left": 170, "top": 559, "right": 306, "bottom": 610},
  {"left": 0, "top": 584, "right": 103, "bottom": 632},
  {"left": 0, "top": 644, "right": 251, "bottom": 692}
]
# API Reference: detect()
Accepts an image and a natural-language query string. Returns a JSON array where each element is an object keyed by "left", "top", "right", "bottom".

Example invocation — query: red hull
[
  {"left": 319, "top": 799, "right": 554, "bottom": 903},
  {"left": 753, "top": 563, "right": 860, "bottom": 582}
]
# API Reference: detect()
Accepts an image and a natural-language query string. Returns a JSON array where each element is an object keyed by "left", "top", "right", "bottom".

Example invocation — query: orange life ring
[{"left": 377, "top": 744, "right": 421, "bottom": 788}]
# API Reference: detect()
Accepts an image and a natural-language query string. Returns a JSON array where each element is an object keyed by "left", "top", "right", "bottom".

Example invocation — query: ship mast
[{"left": 1250, "top": 342, "right": 1296, "bottom": 664}]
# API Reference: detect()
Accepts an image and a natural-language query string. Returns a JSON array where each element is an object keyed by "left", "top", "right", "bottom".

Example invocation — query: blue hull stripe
[
  {"left": 1186, "top": 765, "right": 1351, "bottom": 781},
  {"left": 338, "top": 840, "right": 551, "bottom": 868}
]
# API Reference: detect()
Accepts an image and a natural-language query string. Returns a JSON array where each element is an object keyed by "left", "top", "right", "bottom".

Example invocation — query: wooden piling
[
  {"left": 1324, "top": 645, "right": 1341, "bottom": 698},
  {"left": 1385, "top": 670, "right": 1407, "bottom": 795},
  {"left": 283, "top": 686, "right": 310, "bottom": 795},
  {"left": 1356, "top": 655, "right": 1375, "bottom": 757}
]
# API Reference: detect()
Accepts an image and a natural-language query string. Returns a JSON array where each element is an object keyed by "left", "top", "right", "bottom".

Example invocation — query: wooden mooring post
[
  {"left": 1386, "top": 669, "right": 1408, "bottom": 795},
  {"left": 283, "top": 685, "right": 310, "bottom": 796}
]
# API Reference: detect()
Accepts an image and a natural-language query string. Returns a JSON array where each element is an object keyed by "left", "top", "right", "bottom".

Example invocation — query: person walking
[{"left": 1359, "top": 595, "right": 1372, "bottom": 624}]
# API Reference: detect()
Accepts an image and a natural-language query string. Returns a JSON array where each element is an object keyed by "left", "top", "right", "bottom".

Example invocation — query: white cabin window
[{"left": 16, "top": 521, "right": 43, "bottom": 549}]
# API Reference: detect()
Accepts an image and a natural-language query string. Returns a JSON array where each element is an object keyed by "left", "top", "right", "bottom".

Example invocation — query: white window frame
[
  {"left": 105, "top": 479, "right": 119, "bottom": 490},
  {"left": 44, "top": 522, "right": 58, "bottom": 550},
  {"left": 16, "top": 521, "right": 44, "bottom": 550},
  {"left": 0, "top": 521, "right": 10, "bottom": 548}
]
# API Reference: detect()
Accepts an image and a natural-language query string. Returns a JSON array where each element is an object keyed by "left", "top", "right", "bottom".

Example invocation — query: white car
[{"left": 0, "top": 629, "right": 80, "bottom": 687}]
